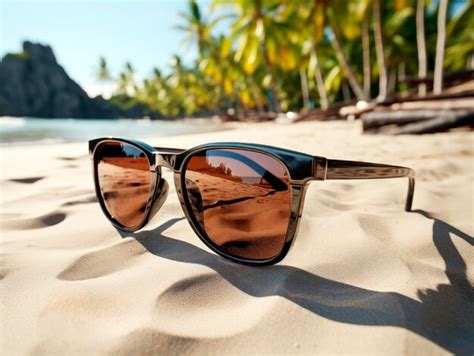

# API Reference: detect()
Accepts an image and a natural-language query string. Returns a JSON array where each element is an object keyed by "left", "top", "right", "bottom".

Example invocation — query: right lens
[
  {"left": 184, "top": 148, "right": 291, "bottom": 261},
  {"left": 95, "top": 141, "right": 152, "bottom": 228}
]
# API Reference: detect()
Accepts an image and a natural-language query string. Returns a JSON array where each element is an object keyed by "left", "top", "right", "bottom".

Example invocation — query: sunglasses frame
[{"left": 89, "top": 137, "right": 415, "bottom": 266}]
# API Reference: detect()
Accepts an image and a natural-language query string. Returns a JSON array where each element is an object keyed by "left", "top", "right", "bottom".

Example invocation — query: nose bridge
[{"left": 154, "top": 152, "right": 177, "bottom": 171}]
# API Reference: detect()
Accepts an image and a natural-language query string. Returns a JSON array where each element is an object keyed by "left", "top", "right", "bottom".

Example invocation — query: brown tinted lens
[
  {"left": 96, "top": 141, "right": 152, "bottom": 228},
  {"left": 184, "top": 149, "right": 291, "bottom": 260}
]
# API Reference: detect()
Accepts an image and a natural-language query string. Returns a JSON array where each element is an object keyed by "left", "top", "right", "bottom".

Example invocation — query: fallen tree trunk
[
  {"left": 219, "top": 111, "right": 278, "bottom": 122},
  {"left": 401, "top": 69, "right": 474, "bottom": 86},
  {"left": 362, "top": 109, "right": 467, "bottom": 132},
  {"left": 378, "top": 111, "right": 474, "bottom": 135},
  {"left": 390, "top": 98, "right": 474, "bottom": 111},
  {"left": 389, "top": 86, "right": 474, "bottom": 104},
  {"left": 294, "top": 101, "right": 355, "bottom": 122}
]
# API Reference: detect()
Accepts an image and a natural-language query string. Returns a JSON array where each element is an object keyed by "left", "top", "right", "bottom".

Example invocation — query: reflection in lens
[
  {"left": 96, "top": 141, "right": 152, "bottom": 228},
  {"left": 184, "top": 149, "right": 291, "bottom": 260}
]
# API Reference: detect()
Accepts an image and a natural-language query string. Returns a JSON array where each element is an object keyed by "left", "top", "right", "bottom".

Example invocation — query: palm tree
[
  {"left": 112, "top": 0, "right": 473, "bottom": 117},
  {"left": 96, "top": 57, "right": 112, "bottom": 82},
  {"left": 383, "top": 2, "right": 418, "bottom": 95},
  {"left": 168, "top": 55, "right": 190, "bottom": 115},
  {"left": 433, "top": 0, "right": 450, "bottom": 94},
  {"left": 416, "top": 0, "right": 428, "bottom": 96},
  {"left": 329, "top": 30, "right": 366, "bottom": 101},
  {"left": 272, "top": 1, "right": 320, "bottom": 110},
  {"left": 362, "top": 11, "right": 371, "bottom": 99},
  {"left": 116, "top": 62, "right": 135, "bottom": 95},
  {"left": 176, "top": 0, "right": 222, "bottom": 57},
  {"left": 309, "top": 47, "right": 329, "bottom": 109},
  {"left": 138, "top": 67, "right": 172, "bottom": 115},
  {"left": 116, "top": 62, "right": 136, "bottom": 95},
  {"left": 299, "top": 67, "right": 310, "bottom": 109},
  {"left": 214, "top": 0, "right": 287, "bottom": 112},
  {"left": 373, "top": 0, "right": 388, "bottom": 102},
  {"left": 444, "top": 1, "right": 474, "bottom": 71},
  {"left": 327, "top": 0, "right": 367, "bottom": 101},
  {"left": 303, "top": 0, "right": 329, "bottom": 110}
]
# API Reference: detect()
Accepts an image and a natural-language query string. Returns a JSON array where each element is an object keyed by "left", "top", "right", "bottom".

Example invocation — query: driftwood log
[
  {"left": 401, "top": 70, "right": 474, "bottom": 86},
  {"left": 364, "top": 111, "right": 474, "bottom": 135},
  {"left": 389, "top": 98, "right": 474, "bottom": 111},
  {"left": 220, "top": 111, "right": 278, "bottom": 122},
  {"left": 293, "top": 101, "right": 355, "bottom": 122},
  {"left": 362, "top": 110, "right": 468, "bottom": 132},
  {"left": 383, "top": 112, "right": 474, "bottom": 135}
]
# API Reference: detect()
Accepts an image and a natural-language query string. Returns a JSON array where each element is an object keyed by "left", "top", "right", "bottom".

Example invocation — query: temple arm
[{"left": 316, "top": 158, "right": 415, "bottom": 211}]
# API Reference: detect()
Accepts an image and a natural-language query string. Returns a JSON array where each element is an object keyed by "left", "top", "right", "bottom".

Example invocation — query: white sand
[{"left": 1, "top": 121, "right": 473, "bottom": 354}]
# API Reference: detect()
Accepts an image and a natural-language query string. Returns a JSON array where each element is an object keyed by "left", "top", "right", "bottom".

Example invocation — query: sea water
[{"left": 0, "top": 117, "right": 222, "bottom": 145}]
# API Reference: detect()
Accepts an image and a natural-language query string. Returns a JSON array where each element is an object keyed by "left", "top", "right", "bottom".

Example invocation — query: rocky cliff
[{"left": 0, "top": 41, "right": 147, "bottom": 118}]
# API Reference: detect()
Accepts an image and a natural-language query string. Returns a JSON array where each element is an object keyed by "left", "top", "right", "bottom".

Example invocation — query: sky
[{"left": 0, "top": 0, "right": 222, "bottom": 97}]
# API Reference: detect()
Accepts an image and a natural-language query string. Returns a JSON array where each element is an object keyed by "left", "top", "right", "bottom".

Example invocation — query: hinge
[{"left": 313, "top": 157, "right": 328, "bottom": 180}]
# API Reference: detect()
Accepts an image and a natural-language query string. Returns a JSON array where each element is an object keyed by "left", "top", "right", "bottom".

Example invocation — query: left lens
[
  {"left": 95, "top": 141, "right": 152, "bottom": 228},
  {"left": 184, "top": 148, "right": 291, "bottom": 261}
]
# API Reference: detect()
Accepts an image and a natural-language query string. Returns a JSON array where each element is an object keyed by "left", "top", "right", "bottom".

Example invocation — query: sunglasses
[{"left": 89, "top": 138, "right": 415, "bottom": 266}]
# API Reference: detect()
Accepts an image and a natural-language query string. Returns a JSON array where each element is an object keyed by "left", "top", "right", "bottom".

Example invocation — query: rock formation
[{"left": 0, "top": 41, "right": 148, "bottom": 118}]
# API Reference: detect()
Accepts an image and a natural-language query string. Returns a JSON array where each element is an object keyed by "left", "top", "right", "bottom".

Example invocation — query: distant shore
[{"left": 0, "top": 116, "right": 227, "bottom": 146}]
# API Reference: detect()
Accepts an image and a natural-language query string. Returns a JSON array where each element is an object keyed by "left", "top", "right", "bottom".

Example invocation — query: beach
[{"left": 1, "top": 120, "right": 473, "bottom": 354}]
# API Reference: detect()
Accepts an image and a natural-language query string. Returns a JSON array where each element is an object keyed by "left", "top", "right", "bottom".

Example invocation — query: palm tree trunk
[
  {"left": 388, "top": 68, "right": 397, "bottom": 94},
  {"left": 264, "top": 63, "right": 281, "bottom": 112},
  {"left": 373, "top": 0, "right": 388, "bottom": 102},
  {"left": 398, "top": 62, "right": 406, "bottom": 92},
  {"left": 468, "top": 54, "right": 474, "bottom": 70},
  {"left": 259, "top": 43, "right": 281, "bottom": 112},
  {"left": 269, "top": 75, "right": 281, "bottom": 112},
  {"left": 310, "top": 47, "right": 329, "bottom": 110},
  {"left": 330, "top": 29, "right": 365, "bottom": 101},
  {"left": 268, "top": 72, "right": 281, "bottom": 113},
  {"left": 246, "top": 75, "right": 264, "bottom": 113},
  {"left": 342, "top": 81, "right": 351, "bottom": 102},
  {"left": 416, "top": 0, "right": 427, "bottom": 96},
  {"left": 299, "top": 67, "right": 310, "bottom": 110},
  {"left": 433, "top": 0, "right": 449, "bottom": 94},
  {"left": 362, "top": 14, "right": 371, "bottom": 99}
]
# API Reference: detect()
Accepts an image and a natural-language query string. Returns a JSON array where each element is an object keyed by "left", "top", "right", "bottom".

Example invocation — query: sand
[{"left": 1, "top": 120, "right": 473, "bottom": 354}]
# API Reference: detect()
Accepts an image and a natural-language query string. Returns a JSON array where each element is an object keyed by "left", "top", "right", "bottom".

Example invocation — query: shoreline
[{"left": 0, "top": 116, "right": 233, "bottom": 147}]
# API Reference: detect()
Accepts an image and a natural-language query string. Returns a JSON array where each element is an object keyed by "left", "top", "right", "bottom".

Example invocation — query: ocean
[{"left": 0, "top": 117, "right": 222, "bottom": 145}]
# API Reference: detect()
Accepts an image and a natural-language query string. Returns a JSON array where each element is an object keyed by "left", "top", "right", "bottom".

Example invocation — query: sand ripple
[
  {"left": 153, "top": 272, "right": 275, "bottom": 337},
  {"left": 57, "top": 239, "right": 147, "bottom": 281},
  {"left": 1, "top": 210, "right": 66, "bottom": 230}
]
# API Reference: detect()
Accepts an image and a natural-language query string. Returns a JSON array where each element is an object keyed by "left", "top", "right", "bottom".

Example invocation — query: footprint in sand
[
  {"left": 62, "top": 195, "right": 97, "bottom": 207},
  {"left": 153, "top": 273, "right": 274, "bottom": 337},
  {"left": 108, "top": 328, "right": 201, "bottom": 355},
  {"left": 8, "top": 176, "right": 45, "bottom": 184},
  {"left": 0, "top": 265, "right": 8, "bottom": 280},
  {"left": 357, "top": 214, "right": 392, "bottom": 239},
  {"left": 57, "top": 239, "right": 146, "bottom": 281},
  {"left": 56, "top": 156, "right": 86, "bottom": 161},
  {"left": 1, "top": 211, "right": 66, "bottom": 230}
]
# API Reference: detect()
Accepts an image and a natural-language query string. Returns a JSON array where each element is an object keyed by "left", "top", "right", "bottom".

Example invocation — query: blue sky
[{"left": 0, "top": 0, "right": 222, "bottom": 97}]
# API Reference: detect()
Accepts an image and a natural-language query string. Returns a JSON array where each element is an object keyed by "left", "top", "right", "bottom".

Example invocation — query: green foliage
[
  {"left": 96, "top": 57, "right": 112, "bottom": 81},
  {"left": 97, "top": 0, "right": 472, "bottom": 118},
  {"left": 445, "top": 3, "right": 474, "bottom": 70},
  {"left": 109, "top": 94, "right": 139, "bottom": 111},
  {"left": 4, "top": 52, "right": 30, "bottom": 61}
]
